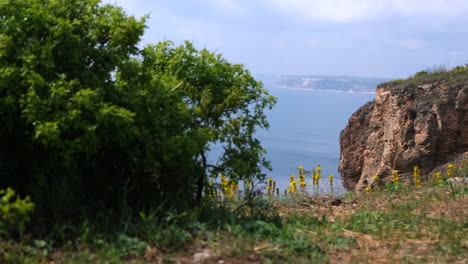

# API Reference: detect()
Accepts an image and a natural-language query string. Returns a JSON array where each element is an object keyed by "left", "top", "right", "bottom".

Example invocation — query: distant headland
[{"left": 274, "top": 75, "right": 393, "bottom": 94}]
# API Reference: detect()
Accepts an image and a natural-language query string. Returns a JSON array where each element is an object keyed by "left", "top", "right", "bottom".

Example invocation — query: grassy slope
[{"left": 1, "top": 163, "right": 466, "bottom": 264}]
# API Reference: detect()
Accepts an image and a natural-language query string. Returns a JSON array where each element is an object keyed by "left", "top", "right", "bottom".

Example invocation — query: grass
[
  {"left": 1, "top": 163, "right": 467, "bottom": 263},
  {"left": 382, "top": 64, "right": 468, "bottom": 87}
]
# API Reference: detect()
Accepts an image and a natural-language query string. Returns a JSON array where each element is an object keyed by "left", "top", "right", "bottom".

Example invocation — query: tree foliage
[{"left": 0, "top": 0, "right": 276, "bottom": 222}]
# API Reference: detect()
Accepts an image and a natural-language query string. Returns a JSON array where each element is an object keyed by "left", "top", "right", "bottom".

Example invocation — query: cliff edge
[{"left": 339, "top": 68, "right": 468, "bottom": 190}]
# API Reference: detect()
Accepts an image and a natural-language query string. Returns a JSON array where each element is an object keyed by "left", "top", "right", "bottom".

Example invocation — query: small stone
[
  {"left": 193, "top": 248, "right": 211, "bottom": 262},
  {"left": 447, "top": 177, "right": 467, "bottom": 184},
  {"left": 417, "top": 83, "right": 435, "bottom": 91}
]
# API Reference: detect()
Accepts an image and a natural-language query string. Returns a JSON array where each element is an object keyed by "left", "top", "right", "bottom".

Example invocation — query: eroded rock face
[{"left": 339, "top": 80, "right": 468, "bottom": 191}]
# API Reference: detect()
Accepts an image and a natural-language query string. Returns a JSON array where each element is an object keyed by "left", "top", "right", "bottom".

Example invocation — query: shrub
[
  {"left": 414, "top": 71, "right": 428, "bottom": 77},
  {"left": 0, "top": 188, "right": 35, "bottom": 236},
  {"left": 0, "top": 0, "right": 275, "bottom": 229}
]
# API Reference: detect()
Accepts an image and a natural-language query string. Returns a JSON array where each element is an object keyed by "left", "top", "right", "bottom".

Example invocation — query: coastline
[{"left": 275, "top": 85, "right": 376, "bottom": 95}]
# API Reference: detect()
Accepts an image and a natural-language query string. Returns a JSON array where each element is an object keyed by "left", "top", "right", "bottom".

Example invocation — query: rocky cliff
[{"left": 339, "top": 72, "right": 468, "bottom": 191}]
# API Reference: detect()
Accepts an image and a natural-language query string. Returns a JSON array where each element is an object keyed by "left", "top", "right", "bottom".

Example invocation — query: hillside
[{"left": 2, "top": 163, "right": 466, "bottom": 263}]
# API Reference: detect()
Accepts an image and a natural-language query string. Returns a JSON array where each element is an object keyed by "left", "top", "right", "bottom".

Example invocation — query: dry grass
[
  {"left": 170, "top": 183, "right": 466, "bottom": 263},
  {"left": 261, "top": 181, "right": 467, "bottom": 264},
  {"left": 1, "top": 176, "right": 466, "bottom": 264}
]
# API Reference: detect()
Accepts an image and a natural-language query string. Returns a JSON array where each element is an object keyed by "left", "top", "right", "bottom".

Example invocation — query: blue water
[
  {"left": 206, "top": 82, "right": 375, "bottom": 195},
  {"left": 257, "top": 86, "right": 375, "bottom": 194}
]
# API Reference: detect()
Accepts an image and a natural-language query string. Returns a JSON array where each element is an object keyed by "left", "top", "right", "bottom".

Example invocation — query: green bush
[
  {"left": 414, "top": 70, "right": 428, "bottom": 77},
  {"left": 0, "top": 188, "right": 35, "bottom": 236},
  {"left": 0, "top": 0, "right": 275, "bottom": 230}
]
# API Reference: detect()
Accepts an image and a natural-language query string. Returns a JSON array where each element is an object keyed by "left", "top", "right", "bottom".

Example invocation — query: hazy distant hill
[{"left": 275, "top": 75, "right": 392, "bottom": 93}]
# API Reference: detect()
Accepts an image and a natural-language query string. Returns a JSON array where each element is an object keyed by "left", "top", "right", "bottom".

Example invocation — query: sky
[{"left": 105, "top": 0, "right": 468, "bottom": 78}]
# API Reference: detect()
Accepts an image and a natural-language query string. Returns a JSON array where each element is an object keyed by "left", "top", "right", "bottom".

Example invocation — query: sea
[
  {"left": 207, "top": 75, "right": 386, "bottom": 195},
  {"left": 258, "top": 85, "right": 375, "bottom": 195}
]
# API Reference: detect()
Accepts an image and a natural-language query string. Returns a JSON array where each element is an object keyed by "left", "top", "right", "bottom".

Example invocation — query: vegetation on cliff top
[{"left": 383, "top": 64, "right": 468, "bottom": 87}]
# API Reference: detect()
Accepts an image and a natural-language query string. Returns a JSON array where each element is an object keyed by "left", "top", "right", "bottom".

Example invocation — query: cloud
[
  {"left": 101, "top": 0, "right": 468, "bottom": 77},
  {"left": 263, "top": 0, "right": 468, "bottom": 23}
]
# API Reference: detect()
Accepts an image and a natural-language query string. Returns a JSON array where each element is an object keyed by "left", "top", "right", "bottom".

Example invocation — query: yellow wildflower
[
  {"left": 219, "top": 174, "right": 238, "bottom": 199},
  {"left": 413, "top": 166, "right": 422, "bottom": 188},
  {"left": 266, "top": 177, "right": 273, "bottom": 198},
  {"left": 298, "top": 166, "right": 306, "bottom": 190},
  {"left": 447, "top": 164, "right": 455, "bottom": 176},
  {"left": 392, "top": 170, "right": 400, "bottom": 184},
  {"left": 312, "top": 165, "right": 322, "bottom": 186},
  {"left": 287, "top": 175, "right": 297, "bottom": 193},
  {"left": 329, "top": 174, "right": 334, "bottom": 197}
]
